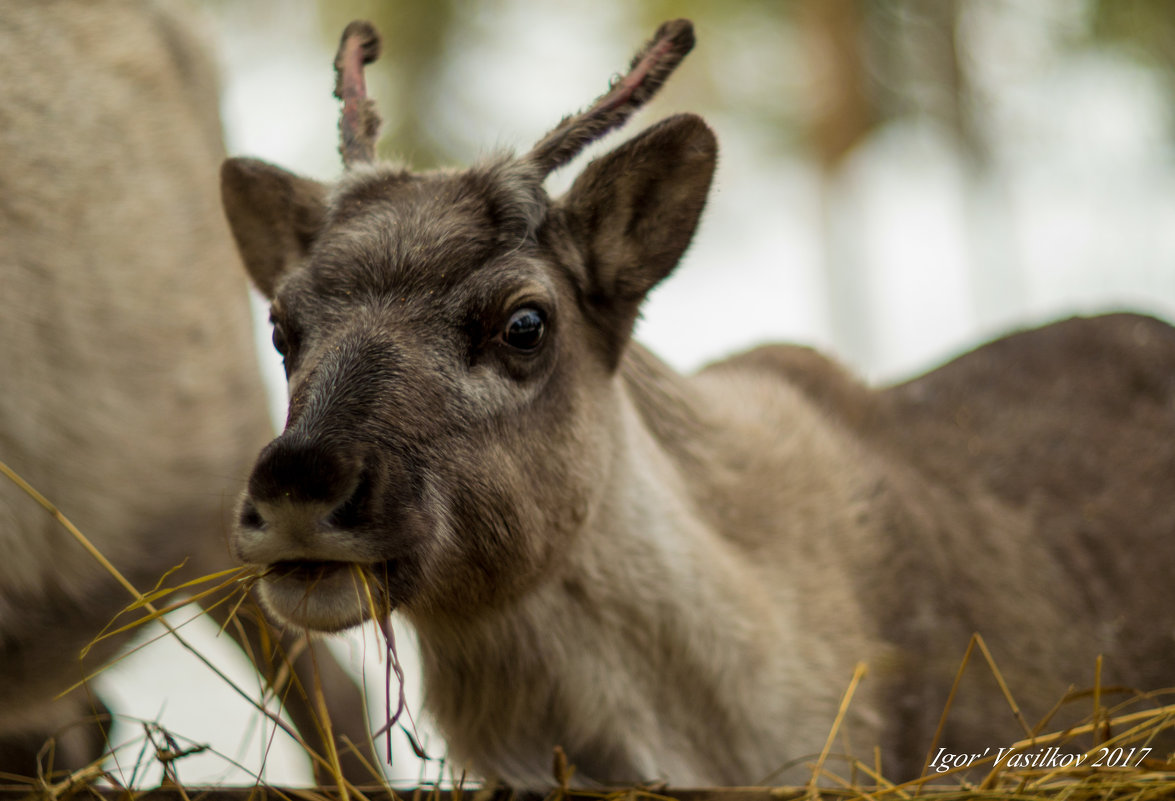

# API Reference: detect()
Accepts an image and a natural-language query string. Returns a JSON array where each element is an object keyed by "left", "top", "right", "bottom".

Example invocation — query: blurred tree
[
  {"left": 1092, "top": 0, "right": 1175, "bottom": 72},
  {"left": 798, "top": 0, "right": 878, "bottom": 365},
  {"left": 802, "top": 0, "right": 877, "bottom": 168},
  {"left": 868, "top": 1, "right": 982, "bottom": 160}
]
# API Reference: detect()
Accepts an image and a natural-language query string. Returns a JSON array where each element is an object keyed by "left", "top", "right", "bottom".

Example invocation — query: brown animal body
[
  {"left": 222, "top": 19, "right": 1175, "bottom": 788},
  {"left": 0, "top": 1, "right": 369, "bottom": 779}
]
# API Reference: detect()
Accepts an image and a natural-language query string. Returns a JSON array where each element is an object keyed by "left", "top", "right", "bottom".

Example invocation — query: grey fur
[{"left": 0, "top": 1, "right": 370, "bottom": 781}]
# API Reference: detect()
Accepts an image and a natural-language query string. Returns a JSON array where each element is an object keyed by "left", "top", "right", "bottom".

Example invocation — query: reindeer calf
[{"left": 222, "top": 19, "right": 1175, "bottom": 787}]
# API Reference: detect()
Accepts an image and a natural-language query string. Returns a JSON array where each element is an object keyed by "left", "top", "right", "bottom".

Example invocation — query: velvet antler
[
  {"left": 334, "top": 20, "right": 383, "bottom": 167},
  {"left": 525, "top": 19, "right": 696, "bottom": 177}
]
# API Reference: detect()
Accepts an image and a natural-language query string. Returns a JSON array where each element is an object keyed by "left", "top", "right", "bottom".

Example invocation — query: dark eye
[
  {"left": 503, "top": 308, "right": 546, "bottom": 351},
  {"left": 271, "top": 321, "right": 289, "bottom": 357}
]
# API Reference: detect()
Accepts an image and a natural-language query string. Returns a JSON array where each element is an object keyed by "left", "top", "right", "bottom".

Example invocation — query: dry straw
[{"left": 3, "top": 457, "right": 1174, "bottom": 800}]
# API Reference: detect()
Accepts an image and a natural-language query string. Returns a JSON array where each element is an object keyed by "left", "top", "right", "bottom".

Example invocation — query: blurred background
[{"left": 96, "top": 0, "right": 1175, "bottom": 788}]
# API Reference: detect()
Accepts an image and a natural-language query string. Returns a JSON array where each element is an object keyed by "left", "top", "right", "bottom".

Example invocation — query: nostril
[
  {"left": 328, "top": 466, "right": 372, "bottom": 530},
  {"left": 238, "top": 499, "right": 265, "bottom": 530}
]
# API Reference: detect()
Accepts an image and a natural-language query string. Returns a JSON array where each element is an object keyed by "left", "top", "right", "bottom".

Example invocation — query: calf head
[{"left": 222, "top": 20, "right": 715, "bottom": 631}]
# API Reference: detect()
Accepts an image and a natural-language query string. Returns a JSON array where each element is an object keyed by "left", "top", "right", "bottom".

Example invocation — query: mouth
[
  {"left": 256, "top": 559, "right": 392, "bottom": 632},
  {"left": 267, "top": 559, "right": 352, "bottom": 581}
]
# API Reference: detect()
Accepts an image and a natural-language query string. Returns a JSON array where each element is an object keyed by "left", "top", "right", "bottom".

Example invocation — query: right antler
[{"left": 525, "top": 19, "right": 696, "bottom": 178}]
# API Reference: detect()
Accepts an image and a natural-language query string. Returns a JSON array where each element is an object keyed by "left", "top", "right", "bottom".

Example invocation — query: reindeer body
[
  {"left": 414, "top": 317, "right": 1175, "bottom": 786},
  {"left": 0, "top": 1, "right": 369, "bottom": 778},
  {"left": 222, "top": 20, "right": 1175, "bottom": 787}
]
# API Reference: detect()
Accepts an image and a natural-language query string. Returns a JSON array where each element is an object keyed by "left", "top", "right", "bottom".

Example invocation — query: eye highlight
[{"left": 503, "top": 307, "right": 546, "bottom": 352}]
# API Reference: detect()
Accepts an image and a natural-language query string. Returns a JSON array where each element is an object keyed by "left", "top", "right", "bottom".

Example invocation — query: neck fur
[{"left": 411, "top": 345, "right": 883, "bottom": 787}]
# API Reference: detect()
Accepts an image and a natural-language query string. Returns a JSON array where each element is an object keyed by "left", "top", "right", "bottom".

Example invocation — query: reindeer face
[
  {"left": 227, "top": 165, "right": 607, "bottom": 630},
  {"left": 222, "top": 20, "right": 715, "bottom": 631}
]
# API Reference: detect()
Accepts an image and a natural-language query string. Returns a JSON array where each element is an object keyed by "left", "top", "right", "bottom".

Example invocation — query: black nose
[{"left": 247, "top": 433, "right": 360, "bottom": 509}]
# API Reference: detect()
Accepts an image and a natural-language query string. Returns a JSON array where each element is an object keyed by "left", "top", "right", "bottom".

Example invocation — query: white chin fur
[{"left": 257, "top": 568, "right": 374, "bottom": 632}]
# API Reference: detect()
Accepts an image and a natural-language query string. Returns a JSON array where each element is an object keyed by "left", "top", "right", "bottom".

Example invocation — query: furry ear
[
  {"left": 220, "top": 158, "right": 329, "bottom": 297},
  {"left": 560, "top": 113, "right": 717, "bottom": 364}
]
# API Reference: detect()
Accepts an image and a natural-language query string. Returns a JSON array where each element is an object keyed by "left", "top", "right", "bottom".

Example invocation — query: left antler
[{"left": 334, "top": 20, "right": 383, "bottom": 167}]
